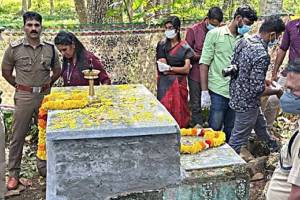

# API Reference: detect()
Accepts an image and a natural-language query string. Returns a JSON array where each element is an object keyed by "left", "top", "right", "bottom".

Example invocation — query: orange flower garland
[
  {"left": 36, "top": 92, "right": 89, "bottom": 160},
  {"left": 180, "top": 128, "right": 226, "bottom": 154}
]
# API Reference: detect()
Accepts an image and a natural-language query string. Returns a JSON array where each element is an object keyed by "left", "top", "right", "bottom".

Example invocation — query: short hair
[
  {"left": 259, "top": 15, "right": 285, "bottom": 34},
  {"left": 23, "top": 11, "right": 42, "bottom": 25},
  {"left": 233, "top": 5, "right": 258, "bottom": 22},
  {"left": 164, "top": 16, "right": 181, "bottom": 30},
  {"left": 207, "top": 7, "right": 223, "bottom": 22}
]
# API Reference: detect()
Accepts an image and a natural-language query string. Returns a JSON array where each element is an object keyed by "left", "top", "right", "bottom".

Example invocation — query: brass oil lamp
[{"left": 82, "top": 58, "right": 100, "bottom": 100}]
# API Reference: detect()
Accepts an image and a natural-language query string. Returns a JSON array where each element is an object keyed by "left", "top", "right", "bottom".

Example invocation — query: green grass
[{"left": 0, "top": 0, "right": 78, "bottom": 29}]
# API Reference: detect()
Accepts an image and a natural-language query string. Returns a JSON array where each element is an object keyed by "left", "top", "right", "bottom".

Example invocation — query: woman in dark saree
[{"left": 156, "top": 16, "right": 194, "bottom": 128}]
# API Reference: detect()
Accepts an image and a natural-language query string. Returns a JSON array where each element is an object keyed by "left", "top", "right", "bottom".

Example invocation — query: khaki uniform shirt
[
  {"left": 1, "top": 37, "right": 61, "bottom": 87},
  {"left": 267, "top": 128, "right": 300, "bottom": 200}
]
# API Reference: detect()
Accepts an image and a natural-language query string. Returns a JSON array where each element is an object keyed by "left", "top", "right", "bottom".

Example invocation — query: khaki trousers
[
  {"left": 261, "top": 76, "right": 287, "bottom": 130},
  {"left": 8, "top": 91, "right": 44, "bottom": 178}
]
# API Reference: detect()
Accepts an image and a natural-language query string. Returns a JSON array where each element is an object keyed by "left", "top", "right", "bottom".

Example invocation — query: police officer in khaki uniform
[
  {"left": 266, "top": 63, "right": 300, "bottom": 200},
  {"left": 1, "top": 11, "right": 61, "bottom": 190}
]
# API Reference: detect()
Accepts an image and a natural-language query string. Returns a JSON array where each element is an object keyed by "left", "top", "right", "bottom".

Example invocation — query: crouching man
[{"left": 228, "top": 16, "right": 285, "bottom": 154}]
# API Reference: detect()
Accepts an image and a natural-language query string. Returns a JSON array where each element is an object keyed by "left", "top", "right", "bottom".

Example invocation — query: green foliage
[
  {"left": 283, "top": 0, "right": 300, "bottom": 16},
  {"left": 0, "top": 0, "right": 77, "bottom": 29},
  {"left": 107, "top": 0, "right": 300, "bottom": 24},
  {"left": 20, "top": 144, "right": 38, "bottom": 179},
  {"left": 2, "top": 109, "right": 38, "bottom": 144},
  {"left": 0, "top": 0, "right": 299, "bottom": 29},
  {"left": 3, "top": 110, "right": 13, "bottom": 143}
]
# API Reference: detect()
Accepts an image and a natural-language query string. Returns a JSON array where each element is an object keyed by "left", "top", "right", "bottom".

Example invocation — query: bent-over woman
[{"left": 54, "top": 31, "right": 111, "bottom": 86}]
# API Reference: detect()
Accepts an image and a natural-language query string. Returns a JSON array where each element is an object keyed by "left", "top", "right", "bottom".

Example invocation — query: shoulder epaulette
[
  {"left": 43, "top": 41, "right": 54, "bottom": 46},
  {"left": 10, "top": 39, "right": 24, "bottom": 48}
]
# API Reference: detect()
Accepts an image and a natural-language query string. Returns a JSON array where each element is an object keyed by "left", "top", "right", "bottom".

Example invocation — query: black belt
[{"left": 16, "top": 84, "right": 50, "bottom": 93}]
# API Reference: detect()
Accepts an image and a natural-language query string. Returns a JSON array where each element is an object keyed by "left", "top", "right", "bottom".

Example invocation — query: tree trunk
[
  {"left": 259, "top": 0, "right": 283, "bottom": 16},
  {"left": 123, "top": 0, "right": 134, "bottom": 22},
  {"left": 49, "top": 0, "right": 54, "bottom": 15},
  {"left": 28, "top": 0, "right": 31, "bottom": 9},
  {"left": 74, "top": 0, "right": 88, "bottom": 24},
  {"left": 222, "top": 0, "right": 234, "bottom": 18},
  {"left": 21, "top": 0, "right": 27, "bottom": 14},
  {"left": 86, "top": 0, "right": 113, "bottom": 24}
]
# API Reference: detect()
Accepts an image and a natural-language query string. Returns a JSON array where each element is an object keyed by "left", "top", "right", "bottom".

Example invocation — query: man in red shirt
[{"left": 185, "top": 7, "right": 223, "bottom": 127}]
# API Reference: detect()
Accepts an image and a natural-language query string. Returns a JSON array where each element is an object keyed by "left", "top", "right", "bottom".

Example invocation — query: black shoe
[{"left": 268, "top": 139, "right": 280, "bottom": 153}]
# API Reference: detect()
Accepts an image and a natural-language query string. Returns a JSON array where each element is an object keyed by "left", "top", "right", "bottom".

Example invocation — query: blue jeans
[
  {"left": 228, "top": 107, "right": 272, "bottom": 153},
  {"left": 280, "top": 90, "right": 300, "bottom": 114},
  {"left": 209, "top": 91, "right": 235, "bottom": 142}
]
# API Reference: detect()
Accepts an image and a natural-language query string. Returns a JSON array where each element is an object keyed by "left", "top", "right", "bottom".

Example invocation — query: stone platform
[
  {"left": 112, "top": 144, "right": 249, "bottom": 200},
  {"left": 45, "top": 84, "right": 249, "bottom": 200},
  {"left": 46, "top": 85, "right": 181, "bottom": 200}
]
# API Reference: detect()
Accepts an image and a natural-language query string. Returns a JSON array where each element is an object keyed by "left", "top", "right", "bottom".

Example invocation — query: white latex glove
[
  {"left": 157, "top": 61, "right": 171, "bottom": 72},
  {"left": 271, "top": 81, "right": 283, "bottom": 90},
  {"left": 201, "top": 90, "right": 211, "bottom": 108}
]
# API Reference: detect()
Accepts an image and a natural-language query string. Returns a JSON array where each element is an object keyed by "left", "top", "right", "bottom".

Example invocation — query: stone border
[{"left": 2, "top": 27, "right": 190, "bottom": 37}]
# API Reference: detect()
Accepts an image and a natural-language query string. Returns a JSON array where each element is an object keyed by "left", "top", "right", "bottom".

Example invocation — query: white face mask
[{"left": 165, "top": 29, "right": 177, "bottom": 39}]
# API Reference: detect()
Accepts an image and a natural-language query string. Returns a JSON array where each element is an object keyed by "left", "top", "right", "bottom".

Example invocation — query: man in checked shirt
[{"left": 228, "top": 16, "right": 285, "bottom": 154}]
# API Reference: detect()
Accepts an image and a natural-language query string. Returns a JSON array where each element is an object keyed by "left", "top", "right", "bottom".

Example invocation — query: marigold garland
[
  {"left": 180, "top": 128, "right": 226, "bottom": 154},
  {"left": 37, "top": 91, "right": 89, "bottom": 160},
  {"left": 37, "top": 85, "right": 175, "bottom": 161}
]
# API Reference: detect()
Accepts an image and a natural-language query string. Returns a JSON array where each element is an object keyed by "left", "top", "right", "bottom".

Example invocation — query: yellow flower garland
[
  {"left": 180, "top": 128, "right": 226, "bottom": 154},
  {"left": 37, "top": 91, "right": 89, "bottom": 160},
  {"left": 36, "top": 86, "right": 174, "bottom": 161}
]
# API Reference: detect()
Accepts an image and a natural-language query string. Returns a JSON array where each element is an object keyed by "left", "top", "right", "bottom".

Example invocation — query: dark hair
[
  {"left": 207, "top": 7, "right": 223, "bottom": 22},
  {"left": 164, "top": 16, "right": 181, "bottom": 30},
  {"left": 23, "top": 11, "right": 42, "bottom": 25},
  {"left": 233, "top": 5, "right": 258, "bottom": 22},
  {"left": 259, "top": 15, "right": 285, "bottom": 34},
  {"left": 164, "top": 16, "right": 181, "bottom": 41},
  {"left": 54, "top": 31, "right": 87, "bottom": 72}
]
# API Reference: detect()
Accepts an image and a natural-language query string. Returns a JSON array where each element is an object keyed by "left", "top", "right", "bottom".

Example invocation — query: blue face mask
[
  {"left": 207, "top": 23, "right": 216, "bottom": 31},
  {"left": 238, "top": 25, "right": 251, "bottom": 35},
  {"left": 280, "top": 91, "right": 300, "bottom": 114}
]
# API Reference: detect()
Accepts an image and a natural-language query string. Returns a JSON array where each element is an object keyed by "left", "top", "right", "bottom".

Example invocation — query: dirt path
[{"left": 5, "top": 176, "right": 45, "bottom": 200}]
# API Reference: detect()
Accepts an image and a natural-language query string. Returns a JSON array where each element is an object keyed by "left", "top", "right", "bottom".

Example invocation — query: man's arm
[
  {"left": 185, "top": 28, "right": 200, "bottom": 62},
  {"left": 199, "top": 31, "right": 215, "bottom": 90},
  {"left": 262, "top": 85, "right": 283, "bottom": 98},
  {"left": 288, "top": 184, "right": 300, "bottom": 200},
  {"left": 272, "top": 48, "right": 287, "bottom": 80},
  {"left": 1, "top": 46, "right": 15, "bottom": 87},
  {"left": 272, "top": 24, "right": 290, "bottom": 80},
  {"left": 200, "top": 64, "right": 209, "bottom": 90},
  {"left": 50, "top": 67, "right": 61, "bottom": 86},
  {"left": 2, "top": 69, "right": 16, "bottom": 87},
  {"left": 50, "top": 48, "right": 62, "bottom": 86}
]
